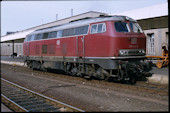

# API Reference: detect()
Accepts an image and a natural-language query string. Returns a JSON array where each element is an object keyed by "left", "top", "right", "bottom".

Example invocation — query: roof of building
[{"left": 111, "top": 3, "right": 168, "bottom": 20}]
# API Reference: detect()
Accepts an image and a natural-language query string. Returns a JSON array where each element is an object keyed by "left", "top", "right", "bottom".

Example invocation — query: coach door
[{"left": 77, "top": 36, "right": 85, "bottom": 58}]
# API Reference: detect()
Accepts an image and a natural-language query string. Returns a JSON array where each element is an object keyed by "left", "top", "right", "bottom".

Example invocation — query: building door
[{"left": 147, "top": 34, "right": 155, "bottom": 55}]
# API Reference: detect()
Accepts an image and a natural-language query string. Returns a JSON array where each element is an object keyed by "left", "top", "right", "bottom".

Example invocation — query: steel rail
[
  {"left": 1, "top": 78, "right": 85, "bottom": 112},
  {"left": 1, "top": 94, "right": 29, "bottom": 112}
]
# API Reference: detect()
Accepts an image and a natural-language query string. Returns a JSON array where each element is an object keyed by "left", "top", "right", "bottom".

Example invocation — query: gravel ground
[{"left": 1, "top": 64, "right": 169, "bottom": 112}]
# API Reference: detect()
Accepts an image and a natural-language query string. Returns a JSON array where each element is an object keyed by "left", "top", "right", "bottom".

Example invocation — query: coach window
[
  {"left": 70, "top": 28, "right": 76, "bottom": 36},
  {"left": 25, "top": 36, "right": 29, "bottom": 42},
  {"left": 35, "top": 34, "right": 43, "bottom": 40},
  {"left": 43, "top": 33, "right": 49, "bottom": 39},
  {"left": 27, "top": 35, "right": 32, "bottom": 41},
  {"left": 49, "top": 31, "right": 57, "bottom": 38},
  {"left": 31, "top": 35, "right": 35, "bottom": 41},
  {"left": 75, "top": 25, "right": 89, "bottom": 35},
  {"left": 62, "top": 29, "right": 70, "bottom": 37},
  {"left": 24, "top": 37, "right": 27, "bottom": 42},
  {"left": 75, "top": 27, "right": 81, "bottom": 35},
  {"left": 57, "top": 30, "right": 62, "bottom": 38}
]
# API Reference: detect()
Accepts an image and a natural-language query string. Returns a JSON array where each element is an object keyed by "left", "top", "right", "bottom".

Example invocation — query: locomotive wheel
[
  {"left": 28, "top": 61, "right": 35, "bottom": 70},
  {"left": 42, "top": 67, "right": 47, "bottom": 72},
  {"left": 156, "top": 61, "right": 162, "bottom": 68},
  {"left": 70, "top": 66, "right": 78, "bottom": 76}
]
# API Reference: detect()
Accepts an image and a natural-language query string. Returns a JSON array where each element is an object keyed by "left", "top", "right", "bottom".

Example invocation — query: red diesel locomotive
[{"left": 23, "top": 15, "right": 152, "bottom": 84}]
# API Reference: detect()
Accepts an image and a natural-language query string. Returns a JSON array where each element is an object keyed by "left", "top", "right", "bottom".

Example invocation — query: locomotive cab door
[{"left": 77, "top": 36, "right": 85, "bottom": 58}]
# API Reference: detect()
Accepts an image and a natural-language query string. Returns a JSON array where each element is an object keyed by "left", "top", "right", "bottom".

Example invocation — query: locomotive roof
[{"left": 29, "top": 15, "right": 136, "bottom": 35}]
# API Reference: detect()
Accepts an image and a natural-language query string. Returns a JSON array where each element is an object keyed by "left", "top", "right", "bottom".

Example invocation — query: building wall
[
  {"left": 143, "top": 28, "right": 168, "bottom": 56},
  {"left": 1, "top": 43, "right": 23, "bottom": 56},
  {"left": 137, "top": 16, "right": 168, "bottom": 56}
]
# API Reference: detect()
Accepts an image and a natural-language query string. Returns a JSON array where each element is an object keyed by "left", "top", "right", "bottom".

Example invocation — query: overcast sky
[{"left": 1, "top": 0, "right": 167, "bottom": 36}]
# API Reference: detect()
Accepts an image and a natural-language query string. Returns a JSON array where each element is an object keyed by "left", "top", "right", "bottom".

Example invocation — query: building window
[{"left": 147, "top": 34, "right": 155, "bottom": 55}]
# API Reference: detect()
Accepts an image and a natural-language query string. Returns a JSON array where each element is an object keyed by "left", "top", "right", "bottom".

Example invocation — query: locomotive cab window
[
  {"left": 91, "top": 24, "right": 97, "bottom": 33},
  {"left": 90, "top": 23, "right": 106, "bottom": 34},
  {"left": 130, "top": 22, "right": 143, "bottom": 33},
  {"left": 114, "top": 22, "right": 130, "bottom": 32}
]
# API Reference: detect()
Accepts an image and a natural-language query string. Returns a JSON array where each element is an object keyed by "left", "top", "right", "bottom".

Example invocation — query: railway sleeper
[
  {"left": 17, "top": 100, "right": 44, "bottom": 105},
  {"left": 28, "top": 105, "right": 58, "bottom": 112}
]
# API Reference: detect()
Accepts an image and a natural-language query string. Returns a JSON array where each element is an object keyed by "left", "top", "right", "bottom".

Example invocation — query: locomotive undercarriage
[{"left": 25, "top": 57, "right": 152, "bottom": 84}]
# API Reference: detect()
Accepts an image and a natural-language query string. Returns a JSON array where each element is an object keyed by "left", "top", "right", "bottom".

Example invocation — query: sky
[{"left": 1, "top": 0, "right": 168, "bottom": 36}]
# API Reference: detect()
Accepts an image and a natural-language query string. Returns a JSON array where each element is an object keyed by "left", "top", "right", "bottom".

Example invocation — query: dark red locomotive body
[{"left": 23, "top": 15, "right": 152, "bottom": 84}]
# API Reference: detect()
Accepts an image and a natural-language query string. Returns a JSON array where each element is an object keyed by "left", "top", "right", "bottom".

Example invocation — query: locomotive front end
[{"left": 110, "top": 16, "right": 152, "bottom": 84}]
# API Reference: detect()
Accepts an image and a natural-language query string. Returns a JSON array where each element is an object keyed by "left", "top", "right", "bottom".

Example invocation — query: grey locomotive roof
[{"left": 29, "top": 15, "right": 136, "bottom": 35}]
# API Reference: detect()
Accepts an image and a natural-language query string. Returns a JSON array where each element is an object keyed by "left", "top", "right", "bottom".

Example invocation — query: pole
[
  {"left": 12, "top": 40, "right": 14, "bottom": 58},
  {"left": 56, "top": 14, "right": 58, "bottom": 20},
  {"left": 71, "top": 9, "right": 73, "bottom": 17}
]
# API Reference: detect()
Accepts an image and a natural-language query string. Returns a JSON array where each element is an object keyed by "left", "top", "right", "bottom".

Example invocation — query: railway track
[
  {"left": 123, "top": 81, "right": 168, "bottom": 96},
  {"left": 1, "top": 78, "right": 85, "bottom": 112},
  {"left": 2, "top": 63, "right": 168, "bottom": 97}
]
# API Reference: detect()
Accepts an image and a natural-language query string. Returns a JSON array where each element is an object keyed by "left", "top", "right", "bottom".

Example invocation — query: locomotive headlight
[
  {"left": 139, "top": 49, "right": 145, "bottom": 54},
  {"left": 119, "top": 50, "right": 124, "bottom": 55},
  {"left": 119, "top": 50, "right": 128, "bottom": 55}
]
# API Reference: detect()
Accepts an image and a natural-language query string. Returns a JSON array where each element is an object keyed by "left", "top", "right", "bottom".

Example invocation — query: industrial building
[{"left": 1, "top": 3, "right": 168, "bottom": 57}]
